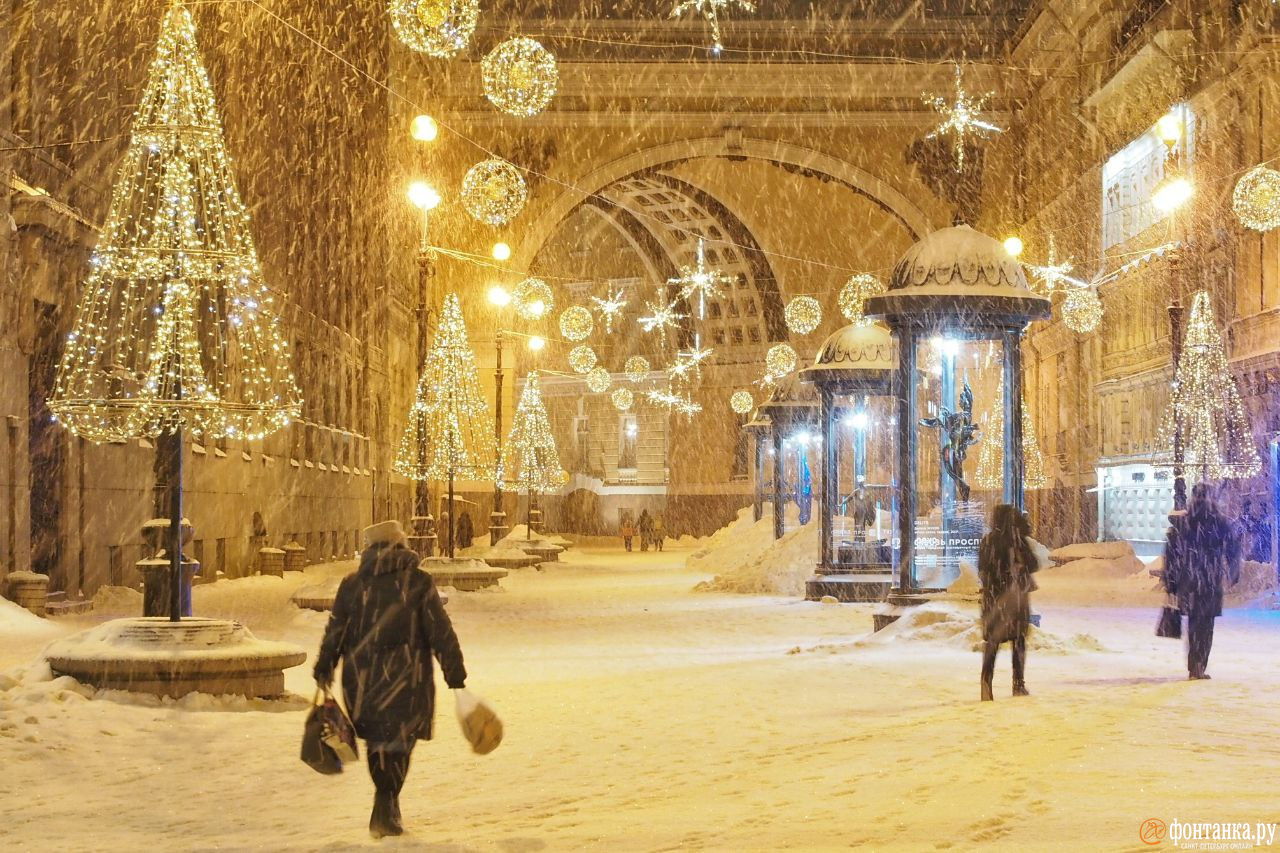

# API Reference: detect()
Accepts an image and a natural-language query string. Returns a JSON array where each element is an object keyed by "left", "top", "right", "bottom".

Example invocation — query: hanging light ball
[
  {"left": 559, "top": 306, "right": 594, "bottom": 341},
  {"left": 611, "top": 387, "right": 634, "bottom": 411},
  {"left": 1062, "top": 286, "right": 1104, "bottom": 334},
  {"left": 838, "top": 274, "right": 886, "bottom": 324},
  {"left": 624, "top": 355, "right": 650, "bottom": 382},
  {"left": 1232, "top": 165, "right": 1280, "bottom": 233},
  {"left": 586, "top": 367, "right": 612, "bottom": 393},
  {"left": 568, "top": 345, "right": 597, "bottom": 374},
  {"left": 729, "top": 390, "right": 754, "bottom": 414},
  {"left": 513, "top": 277, "right": 554, "bottom": 321},
  {"left": 765, "top": 343, "right": 798, "bottom": 378},
  {"left": 460, "top": 158, "right": 527, "bottom": 226},
  {"left": 784, "top": 296, "right": 822, "bottom": 335},
  {"left": 482, "top": 37, "right": 558, "bottom": 118},
  {"left": 388, "top": 0, "right": 479, "bottom": 58}
]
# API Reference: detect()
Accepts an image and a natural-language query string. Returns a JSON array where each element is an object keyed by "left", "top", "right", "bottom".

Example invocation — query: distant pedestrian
[
  {"left": 314, "top": 520, "right": 467, "bottom": 838},
  {"left": 620, "top": 517, "right": 636, "bottom": 552},
  {"left": 653, "top": 513, "right": 666, "bottom": 552},
  {"left": 1164, "top": 484, "right": 1241, "bottom": 680},
  {"left": 1243, "top": 498, "right": 1271, "bottom": 564},
  {"left": 638, "top": 510, "right": 654, "bottom": 552},
  {"left": 977, "top": 504, "right": 1039, "bottom": 701},
  {"left": 457, "top": 511, "right": 474, "bottom": 550},
  {"left": 438, "top": 509, "right": 452, "bottom": 555}
]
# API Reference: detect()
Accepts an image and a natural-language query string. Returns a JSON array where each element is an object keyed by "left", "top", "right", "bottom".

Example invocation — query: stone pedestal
[
  {"left": 46, "top": 617, "right": 306, "bottom": 699},
  {"left": 528, "top": 507, "right": 543, "bottom": 536},
  {"left": 489, "top": 510, "right": 508, "bottom": 546},
  {"left": 282, "top": 541, "right": 308, "bottom": 572},
  {"left": 258, "top": 547, "right": 285, "bottom": 577},
  {"left": 137, "top": 558, "right": 200, "bottom": 618},
  {"left": 518, "top": 540, "right": 563, "bottom": 563},
  {"left": 5, "top": 571, "right": 50, "bottom": 617},
  {"left": 408, "top": 514, "right": 437, "bottom": 559},
  {"left": 421, "top": 557, "right": 508, "bottom": 591}
]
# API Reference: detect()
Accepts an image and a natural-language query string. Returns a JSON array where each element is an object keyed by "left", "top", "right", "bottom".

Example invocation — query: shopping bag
[
  {"left": 301, "top": 689, "right": 358, "bottom": 774},
  {"left": 1156, "top": 605, "right": 1182, "bottom": 639},
  {"left": 454, "top": 688, "right": 503, "bottom": 755}
]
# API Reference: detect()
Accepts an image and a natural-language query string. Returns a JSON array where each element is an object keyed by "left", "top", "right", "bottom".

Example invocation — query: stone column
[{"left": 896, "top": 329, "right": 918, "bottom": 593}]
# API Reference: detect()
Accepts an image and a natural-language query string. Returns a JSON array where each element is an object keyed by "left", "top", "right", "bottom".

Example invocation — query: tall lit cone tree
[
  {"left": 499, "top": 372, "right": 567, "bottom": 540},
  {"left": 974, "top": 375, "right": 1047, "bottom": 491},
  {"left": 395, "top": 292, "right": 497, "bottom": 557},
  {"left": 47, "top": 4, "right": 301, "bottom": 621}
]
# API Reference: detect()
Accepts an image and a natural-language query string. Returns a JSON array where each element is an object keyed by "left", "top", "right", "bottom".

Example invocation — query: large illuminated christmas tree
[
  {"left": 395, "top": 292, "right": 496, "bottom": 556},
  {"left": 974, "top": 376, "right": 1047, "bottom": 491},
  {"left": 500, "top": 371, "right": 566, "bottom": 495},
  {"left": 47, "top": 4, "right": 300, "bottom": 620},
  {"left": 1158, "top": 291, "right": 1260, "bottom": 481}
]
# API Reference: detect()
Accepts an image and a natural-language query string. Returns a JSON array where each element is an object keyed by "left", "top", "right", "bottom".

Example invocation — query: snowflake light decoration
[
  {"left": 638, "top": 299, "right": 686, "bottom": 343},
  {"left": 669, "top": 238, "right": 735, "bottom": 303},
  {"left": 924, "top": 64, "right": 1003, "bottom": 171},
  {"left": 1027, "top": 237, "right": 1073, "bottom": 294},
  {"left": 669, "top": 0, "right": 756, "bottom": 54},
  {"left": 667, "top": 357, "right": 694, "bottom": 382},
  {"left": 590, "top": 288, "right": 628, "bottom": 333}
]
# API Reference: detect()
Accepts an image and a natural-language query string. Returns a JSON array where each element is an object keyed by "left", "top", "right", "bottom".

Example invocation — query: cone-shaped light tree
[
  {"left": 47, "top": 3, "right": 301, "bottom": 621},
  {"left": 1158, "top": 290, "right": 1260, "bottom": 481},
  {"left": 499, "top": 372, "right": 566, "bottom": 538},
  {"left": 974, "top": 376, "right": 1047, "bottom": 491},
  {"left": 395, "top": 292, "right": 496, "bottom": 556}
]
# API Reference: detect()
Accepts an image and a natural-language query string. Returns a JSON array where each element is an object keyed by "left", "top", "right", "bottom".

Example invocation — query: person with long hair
[
  {"left": 1164, "top": 484, "right": 1241, "bottom": 679},
  {"left": 977, "top": 504, "right": 1040, "bottom": 701}
]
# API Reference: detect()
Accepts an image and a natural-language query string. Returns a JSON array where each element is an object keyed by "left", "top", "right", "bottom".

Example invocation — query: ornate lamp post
[
  {"left": 405, "top": 180, "right": 440, "bottom": 556},
  {"left": 487, "top": 284, "right": 513, "bottom": 544}
]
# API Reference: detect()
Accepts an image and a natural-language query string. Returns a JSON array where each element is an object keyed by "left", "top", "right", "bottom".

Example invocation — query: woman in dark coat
[
  {"left": 1164, "top": 484, "right": 1241, "bottom": 679},
  {"left": 314, "top": 520, "right": 467, "bottom": 838},
  {"left": 637, "top": 509, "right": 654, "bottom": 551},
  {"left": 456, "top": 511, "right": 474, "bottom": 550},
  {"left": 977, "top": 504, "right": 1039, "bottom": 701}
]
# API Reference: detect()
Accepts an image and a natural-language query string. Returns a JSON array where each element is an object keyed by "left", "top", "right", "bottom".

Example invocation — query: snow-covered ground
[{"left": 2, "top": 542, "right": 1279, "bottom": 850}]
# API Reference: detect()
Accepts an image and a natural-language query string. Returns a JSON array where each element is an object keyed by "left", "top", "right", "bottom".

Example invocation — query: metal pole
[
  {"left": 167, "top": 423, "right": 183, "bottom": 622},
  {"left": 492, "top": 331, "right": 505, "bottom": 545},
  {"left": 1003, "top": 330, "right": 1026, "bottom": 511},
  {"left": 772, "top": 425, "right": 784, "bottom": 541},
  {"left": 447, "top": 469, "right": 455, "bottom": 559},
  {"left": 6, "top": 416, "right": 17, "bottom": 573},
  {"left": 415, "top": 230, "right": 435, "bottom": 534},
  {"left": 1169, "top": 297, "right": 1186, "bottom": 510},
  {"left": 896, "top": 329, "right": 918, "bottom": 594}
]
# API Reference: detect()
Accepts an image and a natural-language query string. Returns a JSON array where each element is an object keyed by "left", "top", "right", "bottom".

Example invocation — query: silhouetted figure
[
  {"left": 653, "top": 513, "right": 666, "bottom": 552},
  {"left": 978, "top": 504, "right": 1039, "bottom": 701},
  {"left": 638, "top": 510, "right": 654, "bottom": 552},
  {"left": 1164, "top": 485, "right": 1241, "bottom": 680},
  {"left": 314, "top": 520, "right": 467, "bottom": 838},
  {"left": 848, "top": 486, "right": 875, "bottom": 542},
  {"left": 620, "top": 517, "right": 636, "bottom": 552},
  {"left": 1242, "top": 499, "right": 1271, "bottom": 564},
  {"left": 456, "top": 511, "right": 474, "bottom": 550},
  {"left": 438, "top": 509, "right": 452, "bottom": 556}
]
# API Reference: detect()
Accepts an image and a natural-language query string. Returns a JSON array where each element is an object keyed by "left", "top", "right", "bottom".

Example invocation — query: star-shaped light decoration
[
  {"left": 924, "top": 63, "right": 1003, "bottom": 171},
  {"left": 1026, "top": 237, "right": 1075, "bottom": 294},
  {"left": 675, "top": 343, "right": 715, "bottom": 380},
  {"left": 590, "top": 288, "right": 628, "bottom": 334},
  {"left": 638, "top": 299, "right": 686, "bottom": 344},
  {"left": 667, "top": 357, "right": 694, "bottom": 382},
  {"left": 669, "top": 0, "right": 755, "bottom": 55},
  {"left": 669, "top": 238, "right": 735, "bottom": 304}
]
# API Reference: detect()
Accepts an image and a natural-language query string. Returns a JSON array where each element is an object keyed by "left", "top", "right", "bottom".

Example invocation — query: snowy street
[{"left": 3, "top": 543, "right": 1279, "bottom": 851}]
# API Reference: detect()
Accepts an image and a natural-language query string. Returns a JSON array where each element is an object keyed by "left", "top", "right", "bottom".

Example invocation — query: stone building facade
[{"left": 1, "top": 1, "right": 1277, "bottom": 595}]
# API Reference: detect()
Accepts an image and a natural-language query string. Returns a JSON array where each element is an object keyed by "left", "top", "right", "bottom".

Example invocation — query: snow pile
[
  {"left": 0, "top": 596, "right": 60, "bottom": 639},
  {"left": 1229, "top": 560, "right": 1279, "bottom": 608},
  {"left": 43, "top": 617, "right": 305, "bottom": 663},
  {"left": 848, "top": 602, "right": 1106, "bottom": 654},
  {"left": 90, "top": 586, "right": 144, "bottom": 617},
  {"left": 686, "top": 506, "right": 757, "bottom": 562},
  {"left": 1049, "top": 541, "right": 1144, "bottom": 576},
  {"left": 691, "top": 513, "right": 817, "bottom": 597}
]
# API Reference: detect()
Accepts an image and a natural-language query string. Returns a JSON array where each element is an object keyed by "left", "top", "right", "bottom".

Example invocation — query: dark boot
[
  {"left": 980, "top": 641, "right": 996, "bottom": 701},
  {"left": 1011, "top": 635, "right": 1030, "bottom": 696},
  {"left": 368, "top": 745, "right": 412, "bottom": 837}
]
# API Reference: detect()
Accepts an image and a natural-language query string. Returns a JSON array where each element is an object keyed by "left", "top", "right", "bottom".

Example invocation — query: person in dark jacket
[
  {"left": 637, "top": 510, "right": 654, "bottom": 551},
  {"left": 456, "top": 511, "right": 474, "bottom": 550},
  {"left": 977, "top": 504, "right": 1039, "bottom": 701},
  {"left": 314, "top": 520, "right": 467, "bottom": 838},
  {"left": 1164, "top": 484, "right": 1241, "bottom": 679}
]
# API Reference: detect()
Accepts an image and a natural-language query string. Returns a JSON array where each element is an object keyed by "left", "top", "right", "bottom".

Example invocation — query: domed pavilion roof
[
  {"left": 800, "top": 322, "right": 896, "bottom": 391},
  {"left": 864, "top": 225, "right": 1050, "bottom": 330}
]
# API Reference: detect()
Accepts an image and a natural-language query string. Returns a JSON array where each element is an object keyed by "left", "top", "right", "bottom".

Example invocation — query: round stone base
[
  {"left": 421, "top": 557, "right": 508, "bottom": 591},
  {"left": 45, "top": 617, "right": 307, "bottom": 699}
]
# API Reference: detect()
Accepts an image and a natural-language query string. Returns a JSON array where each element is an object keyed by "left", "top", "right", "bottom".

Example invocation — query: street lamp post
[
  {"left": 408, "top": 179, "right": 441, "bottom": 556},
  {"left": 488, "top": 284, "right": 513, "bottom": 544}
]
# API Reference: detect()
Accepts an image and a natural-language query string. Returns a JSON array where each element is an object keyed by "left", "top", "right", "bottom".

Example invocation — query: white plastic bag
[
  {"left": 1025, "top": 536, "right": 1053, "bottom": 572},
  {"left": 454, "top": 688, "right": 503, "bottom": 755}
]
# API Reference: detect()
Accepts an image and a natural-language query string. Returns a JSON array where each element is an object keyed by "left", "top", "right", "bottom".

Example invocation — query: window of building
[
  {"left": 619, "top": 414, "right": 638, "bottom": 470},
  {"left": 1101, "top": 104, "right": 1195, "bottom": 250}
]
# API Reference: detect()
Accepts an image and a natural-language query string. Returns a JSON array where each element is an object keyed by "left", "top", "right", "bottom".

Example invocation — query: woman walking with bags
[
  {"left": 314, "top": 520, "right": 467, "bottom": 838},
  {"left": 977, "top": 504, "right": 1040, "bottom": 701}
]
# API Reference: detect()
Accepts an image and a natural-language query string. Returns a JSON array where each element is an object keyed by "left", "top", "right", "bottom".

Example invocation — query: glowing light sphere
[
  {"left": 513, "top": 277, "right": 554, "bottom": 321},
  {"left": 586, "top": 367, "right": 612, "bottom": 393},
  {"left": 568, "top": 345, "right": 597, "bottom": 374},
  {"left": 388, "top": 0, "right": 479, "bottom": 58},
  {"left": 611, "top": 387, "right": 634, "bottom": 411},
  {"left": 1062, "top": 286, "right": 1103, "bottom": 334},
  {"left": 559, "top": 306, "right": 594, "bottom": 341},
  {"left": 765, "top": 343, "right": 798, "bottom": 378},
  {"left": 482, "top": 37, "right": 558, "bottom": 118},
  {"left": 1003, "top": 236, "right": 1023, "bottom": 257},
  {"left": 1233, "top": 165, "right": 1280, "bottom": 233},
  {"left": 838, "top": 273, "right": 886, "bottom": 324},
  {"left": 729, "top": 389, "right": 754, "bottom": 414},
  {"left": 492, "top": 241, "right": 512, "bottom": 261},
  {"left": 460, "top": 158, "right": 527, "bottom": 226},
  {"left": 784, "top": 295, "right": 822, "bottom": 335},
  {"left": 624, "top": 356, "right": 650, "bottom": 382},
  {"left": 410, "top": 114, "right": 439, "bottom": 142}
]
